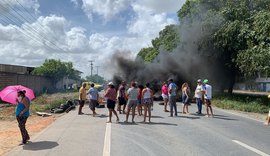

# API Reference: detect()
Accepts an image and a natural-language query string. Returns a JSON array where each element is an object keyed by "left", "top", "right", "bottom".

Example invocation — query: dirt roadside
[{"left": 0, "top": 92, "right": 78, "bottom": 156}]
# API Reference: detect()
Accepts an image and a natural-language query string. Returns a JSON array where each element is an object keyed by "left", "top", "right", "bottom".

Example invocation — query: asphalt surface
[{"left": 5, "top": 101, "right": 270, "bottom": 156}]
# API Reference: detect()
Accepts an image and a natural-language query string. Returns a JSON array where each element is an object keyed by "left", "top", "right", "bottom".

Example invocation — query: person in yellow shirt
[{"left": 78, "top": 83, "right": 87, "bottom": 115}]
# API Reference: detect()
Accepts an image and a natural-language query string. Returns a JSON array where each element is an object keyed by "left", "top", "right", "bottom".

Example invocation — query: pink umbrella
[{"left": 0, "top": 85, "right": 35, "bottom": 104}]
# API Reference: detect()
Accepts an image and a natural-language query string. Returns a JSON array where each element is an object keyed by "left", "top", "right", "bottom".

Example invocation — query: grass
[
  {"left": 212, "top": 93, "right": 270, "bottom": 113},
  {"left": 30, "top": 93, "right": 78, "bottom": 113}
]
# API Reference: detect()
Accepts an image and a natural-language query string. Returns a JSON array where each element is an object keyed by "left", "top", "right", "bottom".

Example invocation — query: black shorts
[
  {"left": 205, "top": 99, "right": 211, "bottom": 106},
  {"left": 107, "top": 99, "right": 116, "bottom": 109},
  {"left": 79, "top": 100, "right": 85, "bottom": 107},
  {"left": 118, "top": 97, "right": 127, "bottom": 105}
]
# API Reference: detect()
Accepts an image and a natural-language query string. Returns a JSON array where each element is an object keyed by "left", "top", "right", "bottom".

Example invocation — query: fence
[{"left": 0, "top": 72, "right": 54, "bottom": 94}]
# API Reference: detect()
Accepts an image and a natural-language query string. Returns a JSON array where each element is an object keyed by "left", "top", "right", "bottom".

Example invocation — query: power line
[{"left": 1, "top": 0, "right": 68, "bottom": 53}]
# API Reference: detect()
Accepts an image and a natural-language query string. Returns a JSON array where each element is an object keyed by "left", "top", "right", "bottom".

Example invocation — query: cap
[
  {"left": 203, "top": 79, "right": 209, "bottom": 84},
  {"left": 197, "top": 79, "right": 202, "bottom": 83},
  {"left": 107, "top": 82, "right": 114, "bottom": 86}
]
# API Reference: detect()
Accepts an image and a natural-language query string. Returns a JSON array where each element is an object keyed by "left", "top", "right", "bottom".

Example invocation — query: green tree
[
  {"left": 137, "top": 24, "right": 180, "bottom": 62},
  {"left": 86, "top": 74, "right": 105, "bottom": 84},
  {"left": 32, "top": 59, "right": 81, "bottom": 84}
]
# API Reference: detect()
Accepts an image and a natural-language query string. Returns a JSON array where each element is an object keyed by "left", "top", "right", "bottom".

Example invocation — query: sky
[{"left": 0, "top": 0, "right": 185, "bottom": 79}]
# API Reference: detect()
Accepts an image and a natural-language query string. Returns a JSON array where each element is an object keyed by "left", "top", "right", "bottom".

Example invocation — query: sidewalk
[{"left": 5, "top": 106, "right": 108, "bottom": 156}]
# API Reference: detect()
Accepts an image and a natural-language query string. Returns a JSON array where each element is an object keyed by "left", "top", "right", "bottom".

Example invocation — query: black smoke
[{"left": 109, "top": 9, "right": 230, "bottom": 92}]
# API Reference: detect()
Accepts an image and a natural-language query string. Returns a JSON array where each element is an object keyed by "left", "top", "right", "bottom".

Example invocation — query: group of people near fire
[{"left": 78, "top": 78, "right": 215, "bottom": 123}]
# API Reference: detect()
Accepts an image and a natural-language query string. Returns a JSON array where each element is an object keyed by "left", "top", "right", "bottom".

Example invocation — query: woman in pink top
[
  {"left": 104, "top": 82, "right": 119, "bottom": 123},
  {"left": 161, "top": 81, "right": 169, "bottom": 112}
]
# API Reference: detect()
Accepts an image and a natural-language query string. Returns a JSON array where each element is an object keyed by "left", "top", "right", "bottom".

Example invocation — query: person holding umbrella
[{"left": 16, "top": 90, "right": 31, "bottom": 145}]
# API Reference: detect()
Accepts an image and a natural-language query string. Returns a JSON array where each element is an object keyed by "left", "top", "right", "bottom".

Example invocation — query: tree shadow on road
[{"left": 23, "top": 141, "right": 59, "bottom": 151}]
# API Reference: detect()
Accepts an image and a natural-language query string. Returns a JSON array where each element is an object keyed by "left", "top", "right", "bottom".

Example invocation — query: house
[{"left": 255, "top": 78, "right": 270, "bottom": 92}]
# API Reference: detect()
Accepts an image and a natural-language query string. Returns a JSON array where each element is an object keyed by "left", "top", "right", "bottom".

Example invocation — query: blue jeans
[
  {"left": 196, "top": 98, "right": 202, "bottom": 114},
  {"left": 169, "top": 96, "right": 177, "bottom": 116}
]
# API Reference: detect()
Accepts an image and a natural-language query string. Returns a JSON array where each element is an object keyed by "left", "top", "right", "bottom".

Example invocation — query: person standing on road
[
  {"left": 137, "top": 84, "right": 144, "bottom": 116},
  {"left": 181, "top": 82, "right": 190, "bottom": 114},
  {"left": 16, "top": 90, "right": 30, "bottom": 145},
  {"left": 168, "top": 79, "right": 178, "bottom": 117},
  {"left": 117, "top": 81, "right": 127, "bottom": 114},
  {"left": 125, "top": 82, "right": 139, "bottom": 123},
  {"left": 142, "top": 83, "right": 153, "bottom": 123},
  {"left": 104, "top": 82, "right": 119, "bottom": 123},
  {"left": 78, "top": 83, "right": 87, "bottom": 115},
  {"left": 87, "top": 83, "right": 99, "bottom": 117},
  {"left": 194, "top": 79, "right": 204, "bottom": 114},
  {"left": 203, "top": 79, "right": 213, "bottom": 117},
  {"left": 161, "top": 81, "right": 169, "bottom": 112}
]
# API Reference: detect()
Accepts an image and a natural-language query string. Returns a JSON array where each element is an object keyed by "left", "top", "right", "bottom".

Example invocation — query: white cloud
[
  {"left": 135, "top": 0, "right": 186, "bottom": 14},
  {"left": 127, "top": 4, "right": 177, "bottom": 38},
  {"left": 0, "top": 1, "right": 186, "bottom": 79},
  {"left": 70, "top": 0, "right": 79, "bottom": 8},
  {"left": 0, "top": 0, "right": 40, "bottom": 14},
  {"left": 81, "top": 0, "right": 129, "bottom": 22},
  {"left": 0, "top": 15, "right": 95, "bottom": 72}
]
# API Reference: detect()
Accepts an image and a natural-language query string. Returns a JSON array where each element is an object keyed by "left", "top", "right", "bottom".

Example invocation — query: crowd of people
[
  {"left": 77, "top": 78, "right": 216, "bottom": 124},
  {"left": 13, "top": 78, "right": 270, "bottom": 145}
]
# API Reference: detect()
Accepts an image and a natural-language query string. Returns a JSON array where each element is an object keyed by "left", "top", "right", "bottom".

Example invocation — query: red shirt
[
  {"left": 105, "top": 88, "right": 117, "bottom": 101},
  {"left": 162, "top": 85, "right": 168, "bottom": 96}
]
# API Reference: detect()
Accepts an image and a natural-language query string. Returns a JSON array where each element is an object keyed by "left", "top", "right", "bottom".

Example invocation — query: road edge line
[{"left": 232, "top": 140, "right": 270, "bottom": 156}]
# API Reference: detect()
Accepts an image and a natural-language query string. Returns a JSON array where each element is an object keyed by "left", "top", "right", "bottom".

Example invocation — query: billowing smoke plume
[{"left": 109, "top": 9, "right": 230, "bottom": 91}]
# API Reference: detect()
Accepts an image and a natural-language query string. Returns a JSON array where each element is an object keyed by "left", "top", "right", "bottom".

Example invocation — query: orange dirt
[
  {"left": 0, "top": 115, "right": 56, "bottom": 155},
  {"left": 0, "top": 92, "right": 77, "bottom": 156}
]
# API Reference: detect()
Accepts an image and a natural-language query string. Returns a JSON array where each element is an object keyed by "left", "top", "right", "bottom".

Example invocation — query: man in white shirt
[
  {"left": 194, "top": 79, "right": 204, "bottom": 114},
  {"left": 203, "top": 79, "right": 213, "bottom": 117},
  {"left": 87, "top": 83, "right": 99, "bottom": 117}
]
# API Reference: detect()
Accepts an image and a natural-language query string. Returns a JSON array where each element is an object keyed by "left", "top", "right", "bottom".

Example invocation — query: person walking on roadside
[
  {"left": 104, "top": 82, "right": 119, "bottom": 123},
  {"left": 142, "top": 83, "right": 153, "bottom": 123},
  {"left": 264, "top": 109, "right": 270, "bottom": 125},
  {"left": 264, "top": 95, "right": 270, "bottom": 125},
  {"left": 117, "top": 81, "right": 127, "bottom": 114},
  {"left": 168, "top": 79, "right": 178, "bottom": 117},
  {"left": 194, "top": 79, "right": 204, "bottom": 114},
  {"left": 78, "top": 83, "right": 87, "bottom": 115},
  {"left": 137, "top": 84, "right": 144, "bottom": 116},
  {"left": 87, "top": 83, "right": 99, "bottom": 117},
  {"left": 181, "top": 82, "right": 190, "bottom": 114},
  {"left": 16, "top": 90, "right": 30, "bottom": 145},
  {"left": 125, "top": 82, "right": 139, "bottom": 123},
  {"left": 161, "top": 81, "right": 169, "bottom": 112},
  {"left": 203, "top": 79, "right": 213, "bottom": 117}
]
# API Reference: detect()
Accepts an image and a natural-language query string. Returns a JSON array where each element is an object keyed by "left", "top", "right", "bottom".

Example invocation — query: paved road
[{"left": 5, "top": 102, "right": 270, "bottom": 156}]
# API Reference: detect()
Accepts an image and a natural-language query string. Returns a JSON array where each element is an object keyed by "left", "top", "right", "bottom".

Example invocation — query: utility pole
[
  {"left": 95, "top": 66, "right": 100, "bottom": 76},
  {"left": 88, "top": 60, "right": 94, "bottom": 77}
]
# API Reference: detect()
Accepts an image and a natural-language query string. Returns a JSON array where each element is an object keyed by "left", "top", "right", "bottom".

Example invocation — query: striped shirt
[{"left": 105, "top": 88, "right": 117, "bottom": 101}]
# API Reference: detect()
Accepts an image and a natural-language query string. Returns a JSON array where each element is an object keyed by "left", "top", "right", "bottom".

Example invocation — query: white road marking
[
  {"left": 232, "top": 140, "right": 270, "bottom": 156},
  {"left": 103, "top": 122, "right": 111, "bottom": 156}
]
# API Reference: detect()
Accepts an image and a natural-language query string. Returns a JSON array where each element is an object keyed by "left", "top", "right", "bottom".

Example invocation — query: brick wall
[{"left": 0, "top": 72, "right": 54, "bottom": 94}]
